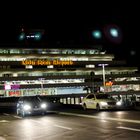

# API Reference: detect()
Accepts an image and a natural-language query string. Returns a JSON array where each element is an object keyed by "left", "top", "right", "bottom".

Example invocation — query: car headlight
[
  {"left": 41, "top": 103, "right": 47, "bottom": 109},
  {"left": 23, "top": 104, "right": 31, "bottom": 110},
  {"left": 116, "top": 101, "right": 122, "bottom": 106},
  {"left": 100, "top": 102, "right": 108, "bottom": 106}
]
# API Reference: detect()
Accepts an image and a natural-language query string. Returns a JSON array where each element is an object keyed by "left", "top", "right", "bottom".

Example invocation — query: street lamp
[
  {"left": 39, "top": 78, "right": 45, "bottom": 95},
  {"left": 98, "top": 64, "right": 108, "bottom": 93}
]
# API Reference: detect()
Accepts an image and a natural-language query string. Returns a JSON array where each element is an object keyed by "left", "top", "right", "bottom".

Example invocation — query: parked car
[
  {"left": 82, "top": 93, "right": 121, "bottom": 111},
  {"left": 16, "top": 96, "right": 48, "bottom": 117}
]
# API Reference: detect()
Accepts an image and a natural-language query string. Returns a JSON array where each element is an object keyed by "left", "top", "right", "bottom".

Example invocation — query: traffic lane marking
[
  {"left": 3, "top": 113, "right": 22, "bottom": 119},
  {"left": 58, "top": 112, "right": 140, "bottom": 124},
  {"left": 117, "top": 126, "right": 140, "bottom": 132},
  {"left": 13, "top": 115, "right": 22, "bottom": 119},
  {"left": 54, "top": 124, "right": 72, "bottom": 130},
  {"left": 0, "top": 120, "right": 9, "bottom": 123},
  {"left": 3, "top": 113, "right": 10, "bottom": 116},
  {"left": 31, "top": 119, "right": 72, "bottom": 130}
]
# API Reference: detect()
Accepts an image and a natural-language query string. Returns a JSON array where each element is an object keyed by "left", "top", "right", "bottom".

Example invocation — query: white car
[{"left": 82, "top": 93, "right": 121, "bottom": 111}]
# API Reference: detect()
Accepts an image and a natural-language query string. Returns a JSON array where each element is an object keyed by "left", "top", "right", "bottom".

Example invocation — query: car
[
  {"left": 81, "top": 93, "right": 121, "bottom": 111},
  {"left": 16, "top": 96, "right": 48, "bottom": 117}
]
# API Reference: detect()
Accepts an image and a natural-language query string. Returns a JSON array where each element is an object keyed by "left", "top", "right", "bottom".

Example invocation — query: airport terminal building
[{"left": 0, "top": 46, "right": 140, "bottom": 100}]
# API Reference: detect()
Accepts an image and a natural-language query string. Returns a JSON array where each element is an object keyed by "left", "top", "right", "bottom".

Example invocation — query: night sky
[{"left": 0, "top": 3, "right": 139, "bottom": 70}]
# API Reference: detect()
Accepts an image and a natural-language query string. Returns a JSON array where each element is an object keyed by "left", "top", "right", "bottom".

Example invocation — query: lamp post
[
  {"left": 39, "top": 78, "right": 45, "bottom": 95},
  {"left": 98, "top": 64, "right": 108, "bottom": 93}
]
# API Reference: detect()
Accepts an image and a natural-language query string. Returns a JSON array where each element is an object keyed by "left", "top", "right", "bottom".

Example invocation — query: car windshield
[
  {"left": 23, "top": 96, "right": 41, "bottom": 103},
  {"left": 96, "top": 94, "right": 114, "bottom": 99}
]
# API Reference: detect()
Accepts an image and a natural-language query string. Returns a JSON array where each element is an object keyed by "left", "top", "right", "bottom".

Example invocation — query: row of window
[
  {"left": 1, "top": 72, "right": 90, "bottom": 77},
  {"left": 0, "top": 48, "right": 105, "bottom": 55},
  {"left": 1, "top": 70, "right": 136, "bottom": 77}
]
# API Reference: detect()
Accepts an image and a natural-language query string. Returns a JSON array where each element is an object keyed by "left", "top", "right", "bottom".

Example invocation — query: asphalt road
[{"left": 0, "top": 106, "right": 140, "bottom": 140}]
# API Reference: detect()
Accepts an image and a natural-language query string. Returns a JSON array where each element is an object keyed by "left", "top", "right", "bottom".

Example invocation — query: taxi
[{"left": 82, "top": 93, "right": 121, "bottom": 111}]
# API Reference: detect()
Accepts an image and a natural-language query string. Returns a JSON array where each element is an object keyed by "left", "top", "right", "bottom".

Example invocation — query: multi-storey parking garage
[{"left": 0, "top": 47, "right": 140, "bottom": 106}]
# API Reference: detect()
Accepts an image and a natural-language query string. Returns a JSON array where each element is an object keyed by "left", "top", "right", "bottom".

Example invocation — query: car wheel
[
  {"left": 96, "top": 104, "right": 100, "bottom": 111},
  {"left": 21, "top": 110, "right": 25, "bottom": 117},
  {"left": 83, "top": 103, "right": 87, "bottom": 110},
  {"left": 132, "top": 102, "right": 136, "bottom": 110},
  {"left": 16, "top": 109, "right": 20, "bottom": 115}
]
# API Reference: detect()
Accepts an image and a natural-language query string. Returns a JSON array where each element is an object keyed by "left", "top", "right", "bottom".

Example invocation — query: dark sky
[{"left": 0, "top": 2, "right": 139, "bottom": 69}]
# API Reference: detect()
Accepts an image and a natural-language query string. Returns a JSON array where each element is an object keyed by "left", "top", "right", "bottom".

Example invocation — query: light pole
[
  {"left": 98, "top": 64, "right": 108, "bottom": 93},
  {"left": 39, "top": 78, "right": 45, "bottom": 95}
]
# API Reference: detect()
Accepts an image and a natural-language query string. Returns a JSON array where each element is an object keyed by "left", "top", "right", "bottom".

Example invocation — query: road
[{"left": 0, "top": 107, "right": 140, "bottom": 140}]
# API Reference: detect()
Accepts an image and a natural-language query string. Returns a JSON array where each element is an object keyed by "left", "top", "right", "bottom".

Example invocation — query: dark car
[{"left": 16, "top": 96, "right": 48, "bottom": 117}]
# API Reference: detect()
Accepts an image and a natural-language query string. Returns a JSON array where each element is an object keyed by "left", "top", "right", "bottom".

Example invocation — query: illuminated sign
[
  {"left": 4, "top": 84, "right": 20, "bottom": 90},
  {"left": 21, "top": 60, "right": 74, "bottom": 66},
  {"left": 105, "top": 81, "right": 113, "bottom": 86},
  {"left": 4, "top": 84, "right": 11, "bottom": 90},
  {"left": 19, "top": 29, "right": 44, "bottom": 41},
  {"left": 9, "top": 91, "right": 21, "bottom": 96},
  {"left": 11, "top": 85, "right": 20, "bottom": 90}
]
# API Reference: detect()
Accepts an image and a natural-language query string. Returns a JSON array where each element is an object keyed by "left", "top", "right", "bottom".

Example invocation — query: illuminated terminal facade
[{"left": 0, "top": 46, "right": 140, "bottom": 99}]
